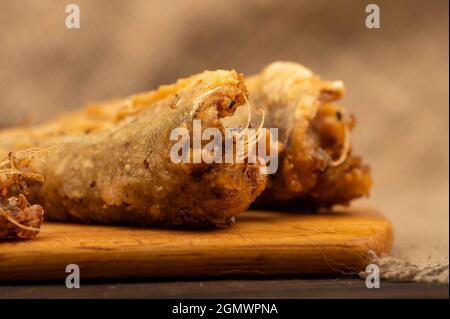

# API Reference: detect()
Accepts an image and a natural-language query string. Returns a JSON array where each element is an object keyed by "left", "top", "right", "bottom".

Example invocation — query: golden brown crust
[
  {"left": 0, "top": 70, "right": 267, "bottom": 227},
  {"left": 0, "top": 151, "right": 44, "bottom": 239},
  {"left": 248, "top": 61, "right": 372, "bottom": 207},
  {"left": 303, "top": 156, "right": 372, "bottom": 207},
  {"left": 0, "top": 195, "right": 44, "bottom": 239}
]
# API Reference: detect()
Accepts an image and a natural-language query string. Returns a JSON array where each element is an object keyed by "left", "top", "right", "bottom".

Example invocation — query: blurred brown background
[{"left": 0, "top": 0, "right": 448, "bottom": 266}]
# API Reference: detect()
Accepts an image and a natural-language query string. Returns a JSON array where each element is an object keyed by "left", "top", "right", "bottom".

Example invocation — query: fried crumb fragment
[{"left": 0, "top": 150, "right": 44, "bottom": 239}]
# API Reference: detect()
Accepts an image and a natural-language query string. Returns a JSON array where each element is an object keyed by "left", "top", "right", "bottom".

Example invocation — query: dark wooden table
[{"left": 0, "top": 278, "right": 448, "bottom": 299}]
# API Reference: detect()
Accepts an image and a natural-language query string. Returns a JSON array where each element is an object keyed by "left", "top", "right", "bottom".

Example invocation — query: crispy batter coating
[
  {"left": 248, "top": 62, "right": 372, "bottom": 207},
  {"left": 0, "top": 62, "right": 371, "bottom": 224},
  {"left": 0, "top": 70, "right": 267, "bottom": 227},
  {"left": 0, "top": 151, "right": 44, "bottom": 239},
  {"left": 0, "top": 194, "right": 44, "bottom": 239}
]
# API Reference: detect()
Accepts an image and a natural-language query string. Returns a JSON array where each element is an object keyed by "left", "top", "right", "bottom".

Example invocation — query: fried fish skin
[
  {"left": 247, "top": 61, "right": 372, "bottom": 207},
  {"left": 0, "top": 70, "right": 267, "bottom": 227}
]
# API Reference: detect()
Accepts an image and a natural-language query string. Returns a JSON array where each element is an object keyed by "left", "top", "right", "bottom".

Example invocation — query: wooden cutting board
[{"left": 0, "top": 206, "right": 393, "bottom": 281}]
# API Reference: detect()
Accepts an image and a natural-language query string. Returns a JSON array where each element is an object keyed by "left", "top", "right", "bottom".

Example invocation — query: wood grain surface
[{"left": 0, "top": 206, "right": 393, "bottom": 281}]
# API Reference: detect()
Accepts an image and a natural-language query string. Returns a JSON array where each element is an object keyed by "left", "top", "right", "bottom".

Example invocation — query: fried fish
[
  {"left": 247, "top": 62, "right": 372, "bottom": 208},
  {"left": 0, "top": 70, "right": 267, "bottom": 227}
]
